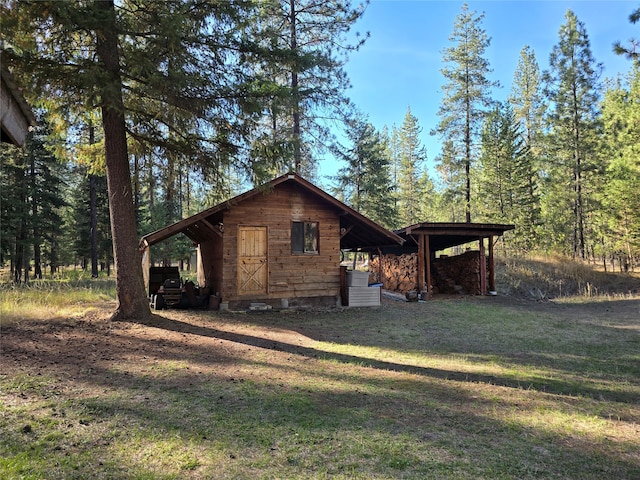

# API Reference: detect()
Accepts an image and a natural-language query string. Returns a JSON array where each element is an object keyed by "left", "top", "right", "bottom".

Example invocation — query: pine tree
[
  {"left": 387, "top": 125, "right": 402, "bottom": 217},
  {"left": 613, "top": 8, "right": 640, "bottom": 63},
  {"left": 0, "top": 123, "right": 68, "bottom": 281},
  {"left": 26, "top": 125, "right": 68, "bottom": 278},
  {"left": 508, "top": 45, "right": 543, "bottom": 251},
  {"left": 3, "top": 0, "right": 270, "bottom": 318},
  {"left": 543, "top": 9, "right": 602, "bottom": 259},
  {"left": 69, "top": 167, "right": 111, "bottom": 274},
  {"left": 510, "top": 46, "right": 544, "bottom": 160},
  {"left": 397, "top": 108, "right": 428, "bottom": 226},
  {"left": 600, "top": 67, "right": 640, "bottom": 269},
  {"left": 332, "top": 116, "right": 396, "bottom": 229},
  {"left": 435, "top": 139, "right": 465, "bottom": 222},
  {"left": 477, "top": 102, "right": 536, "bottom": 252},
  {"left": 244, "top": 0, "right": 369, "bottom": 179},
  {"left": 433, "top": 3, "right": 498, "bottom": 223},
  {"left": 0, "top": 143, "right": 29, "bottom": 281},
  {"left": 416, "top": 167, "right": 440, "bottom": 223}
]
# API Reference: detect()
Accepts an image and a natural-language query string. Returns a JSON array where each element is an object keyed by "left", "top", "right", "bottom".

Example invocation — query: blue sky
[{"left": 318, "top": 0, "right": 639, "bottom": 183}]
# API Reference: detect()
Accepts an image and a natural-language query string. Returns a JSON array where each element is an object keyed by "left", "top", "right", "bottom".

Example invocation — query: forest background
[{"left": 1, "top": 0, "right": 639, "bottom": 286}]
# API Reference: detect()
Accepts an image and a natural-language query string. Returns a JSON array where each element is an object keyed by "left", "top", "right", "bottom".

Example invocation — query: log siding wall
[{"left": 215, "top": 183, "right": 342, "bottom": 306}]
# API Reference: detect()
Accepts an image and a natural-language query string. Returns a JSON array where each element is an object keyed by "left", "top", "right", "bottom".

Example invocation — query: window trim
[{"left": 291, "top": 220, "right": 319, "bottom": 255}]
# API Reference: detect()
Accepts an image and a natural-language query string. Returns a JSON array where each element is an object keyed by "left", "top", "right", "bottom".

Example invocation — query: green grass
[{"left": 1, "top": 258, "right": 639, "bottom": 479}]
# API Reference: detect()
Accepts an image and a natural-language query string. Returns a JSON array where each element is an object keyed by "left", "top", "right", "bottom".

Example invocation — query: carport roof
[
  {"left": 391, "top": 222, "right": 515, "bottom": 253},
  {"left": 140, "top": 173, "right": 404, "bottom": 251}
]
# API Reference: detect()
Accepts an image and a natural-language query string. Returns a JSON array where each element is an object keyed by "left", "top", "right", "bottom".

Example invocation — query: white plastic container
[{"left": 346, "top": 270, "right": 369, "bottom": 287}]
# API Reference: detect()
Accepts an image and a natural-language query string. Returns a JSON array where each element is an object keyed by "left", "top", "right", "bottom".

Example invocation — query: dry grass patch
[
  {"left": 0, "top": 276, "right": 115, "bottom": 325},
  {"left": 2, "top": 290, "right": 639, "bottom": 479},
  {"left": 496, "top": 254, "right": 640, "bottom": 299}
]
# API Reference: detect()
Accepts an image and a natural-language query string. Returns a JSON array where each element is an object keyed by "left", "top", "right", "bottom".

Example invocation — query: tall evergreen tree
[
  {"left": 3, "top": 0, "right": 274, "bottom": 319},
  {"left": 510, "top": 46, "right": 544, "bottom": 159},
  {"left": 477, "top": 102, "right": 536, "bottom": 252},
  {"left": 0, "top": 123, "right": 67, "bottom": 281},
  {"left": 0, "top": 142, "right": 29, "bottom": 281},
  {"left": 94, "top": 0, "right": 149, "bottom": 319},
  {"left": 244, "top": 0, "right": 369, "bottom": 179},
  {"left": 397, "top": 107, "right": 428, "bottom": 227},
  {"left": 69, "top": 166, "right": 111, "bottom": 274},
  {"left": 26, "top": 125, "right": 68, "bottom": 278},
  {"left": 433, "top": 3, "right": 498, "bottom": 223},
  {"left": 332, "top": 116, "right": 396, "bottom": 229},
  {"left": 70, "top": 119, "right": 105, "bottom": 278},
  {"left": 543, "top": 9, "right": 602, "bottom": 259},
  {"left": 600, "top": 67, "right": 640, "bottom": 269},
  {"left": 435, "top": 139, "right": 465, "bottom": 222},
  {"left": 387, "top": 125, "right": 401, "bottom": 217},
  {"left": 415, "top": 166, "right": 440, "bottom": 223},
  {"left": 507, "top": 46, "right": 544, "bottom": 250},
  {"left": 613, "top": 7, "right": 640, "bottom": 63}
]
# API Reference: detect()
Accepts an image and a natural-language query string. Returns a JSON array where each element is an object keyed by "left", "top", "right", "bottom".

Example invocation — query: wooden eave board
[
  {"left": 339, "top": 215, "right": 402, "bottom": 250},
  {"left": 391, "top": 222, "right": 516, "bottom": 253},
  {"left": 401, "top": 222, "right": 515, "bottom": 236},
  {"left": 140, "top": 173, "right": 404, "bottom": 251},
  {"left": 275, "top": 174, "right": 404, "bottom": 250},
  {"left": 1, "top": 62, "right": 36, "bottom": 146},
  {"left": 140, "top": 209, "right": 225, "bottom": 247}
]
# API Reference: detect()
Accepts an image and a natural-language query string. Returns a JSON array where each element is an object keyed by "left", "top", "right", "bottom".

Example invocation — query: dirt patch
[
  {"left": 1, "top": 305, "right": 317, "bottom": 399},
  {"left": 3, "top": 296, "right": 638, "bottom": 391},
  {"left": 2, "top": 297, "right": 639, "bottom": 479}
]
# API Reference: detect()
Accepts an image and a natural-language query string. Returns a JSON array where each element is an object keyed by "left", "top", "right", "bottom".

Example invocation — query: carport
[{"left": 382, "top": 222, "right": 515, "bottom": 298}]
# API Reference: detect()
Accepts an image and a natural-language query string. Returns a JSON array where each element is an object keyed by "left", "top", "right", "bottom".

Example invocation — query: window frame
[{"left": 291, "top": 221, "right": 319, "bottom": 255}]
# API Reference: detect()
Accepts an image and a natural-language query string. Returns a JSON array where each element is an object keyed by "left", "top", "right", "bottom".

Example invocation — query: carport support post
[
  {"left": 488, "top": 235, "right": 495, "bottom": 292},
  {"left": 479, "top": 237, "right": 487, "bottom": 295},
  {"left": 425, "top": 235, "right": 432, "bottom": 300},
  {"left": 197, "top": 245, "right": 205, "bottom": 288},
  {"left": 141, "top": 242, "right": 151, "bottom": 295},
  {"left": 417, "top": 234, "right": 425, "bottom": 295}
]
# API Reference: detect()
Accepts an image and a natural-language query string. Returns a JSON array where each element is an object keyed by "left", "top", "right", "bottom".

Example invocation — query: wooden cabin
[{"left": 140, "top": 173, "right": 403, "bottom": 309}]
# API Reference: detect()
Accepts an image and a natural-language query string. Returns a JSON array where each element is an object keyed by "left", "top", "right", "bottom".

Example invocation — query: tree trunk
[
  {"left": 464, "top": 69, "right": 472, "bottom": 223},
  {"left": 133, "top": 152, "right": 140, "bottom": 214},
  {"left": 13, "top": 166, "right": 27, "bottom": 283},
  {"left": 89, "top": 123, "right": 99, "bottom": 278},
  {"left": 30, "top": 154, "right": 42, "bottom": 279},
  {"left": 289, "top": 0, "right": 302, "bottom": 172},
  {"left": 95, "top": 0, "right": 149, "bottom": 321},
  {"left": 90, "top": 173, "right": 99, "bottom": 277},
  {"left": 572, "top": 84, "right": 585, "bottom": 259}
]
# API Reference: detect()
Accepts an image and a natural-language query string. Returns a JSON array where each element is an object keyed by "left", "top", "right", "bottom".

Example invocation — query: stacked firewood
[
  {"left": 432, "top": 250, "right": 483, "bottom": 295},
  {"left": 370, "top": 253, "right": 418, "bottom": 294},
  {"left": 371, "top": 250, "right": 487, "bottom": 295}
]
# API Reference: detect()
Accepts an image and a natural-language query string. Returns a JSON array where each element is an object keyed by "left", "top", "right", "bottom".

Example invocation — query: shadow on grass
[
  {"left": 137, "top": 314, "right": 638, "bottom": 404},
  {"left": 3, "top": 311, "right": 640, "bottom": 479}
]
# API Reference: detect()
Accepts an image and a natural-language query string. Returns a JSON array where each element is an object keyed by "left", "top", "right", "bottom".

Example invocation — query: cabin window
[{"left": 292, "top": 221, "right": 319, "bottom": 254}]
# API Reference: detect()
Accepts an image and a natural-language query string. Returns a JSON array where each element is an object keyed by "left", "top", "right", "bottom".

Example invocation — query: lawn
[{"left": 1, "top": 292, "right": 639, "bottom": 479}]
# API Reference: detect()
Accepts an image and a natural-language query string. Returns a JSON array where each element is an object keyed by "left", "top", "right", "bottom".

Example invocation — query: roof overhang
[
  {"left": 392, "top": 222, "right": 515, "bottom": 253},
  {"left": 140, "top": 173, "right": 404, "bottom": 251},
  {"left": 1, "top": 51, "right": 36, "bottom": 146}
]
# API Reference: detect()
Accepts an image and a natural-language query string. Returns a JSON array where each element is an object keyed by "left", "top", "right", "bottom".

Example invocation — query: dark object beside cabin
[
  {"left": 148, "top": 266, "right": 180, "bottom": 310},
  {"left": 161, "top": 278, "right": 182, "bottom": 308}
]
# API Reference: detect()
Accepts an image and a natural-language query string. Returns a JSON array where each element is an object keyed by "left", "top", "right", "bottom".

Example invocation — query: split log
[
  {"left": 372, "top": 250, "right": 489, "bottom": 295},
  {"left": 370, "top": 253, "right": 419, "bottom": 294}
]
